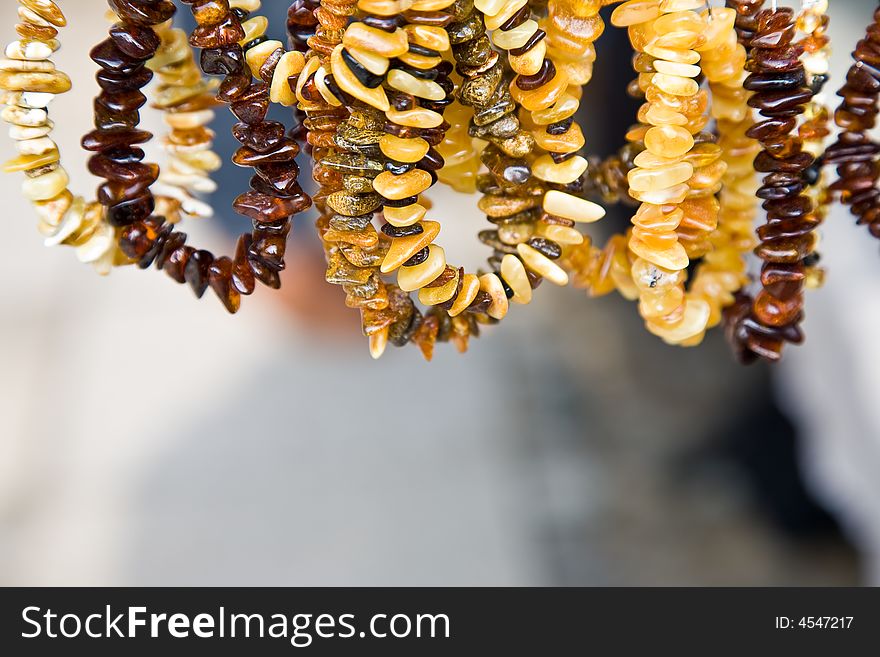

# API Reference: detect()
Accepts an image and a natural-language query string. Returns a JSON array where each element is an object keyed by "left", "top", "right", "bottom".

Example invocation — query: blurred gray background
[{"left": 0, "top": 1, "right": 877, "bottom": 586}]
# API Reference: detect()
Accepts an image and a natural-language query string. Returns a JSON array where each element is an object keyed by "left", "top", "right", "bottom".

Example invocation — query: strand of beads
[
  {"left": 618, "top": 1, "right": 716, "bottom": 345},
  {"left": 98, "top": 0, "right": 311, "bottom": 313},
  {"left": 295, "top": 0, "right": 406, "bottom": 358},
  {"left": 328, "top": 0, "right": 486, "bottom": 358},
  {"left": 824, "top": 6, "right": 880, "bottom": 242},
  {"left": 148, "top": 17, "right": 221, "bottom": 225},
  {"left": 462, "top": 0, "right": 605, "bottom": 309},
  {"left": 795, "top": 0, "right": 831, "bottom": 289},
  {"left": 723, "top": 3, "right": 819, "bottom": 363},
  {"left": 0, "top": 0, "right": 119, "bottom": 273},
  {"left": 686, "top": 6, "right": 758, "bottom": 338}
]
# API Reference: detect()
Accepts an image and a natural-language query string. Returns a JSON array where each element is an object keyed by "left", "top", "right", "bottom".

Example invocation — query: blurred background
[{"left": 1, "top": 0, "right": 878, "bottom": 586}]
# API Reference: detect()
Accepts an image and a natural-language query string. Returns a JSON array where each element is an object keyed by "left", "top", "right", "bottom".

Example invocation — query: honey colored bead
[
  {"left": 517, "top": 243, "right": 569, "bottom": 286},
  {"left": 398, "top": 244, "right": 446, "bottom": 292},
  {"left": 385, "top": 107, "right": 443, "bottom": 128},
  {"left": 646, "top": 298, "right": 710, "bottom": 344},
  {"left": 270, "top": 51, "right": 304, "bottom": 106},
  {"left": 510, "top": 69, "right": 569, "bottom": 112},
  {"left": 239, "top": 16, "right": 268, "bottom": 46},
  {"left": 419, "top": 269, "right": 460, "bottom": 306},
  {"left": 493, "top": 20, "right": 538, "bottom": 50},
  {"left": 531, "top": 93, "right": 579, "bottom": 125},
  {"left": 629, "top": 183, "right": 690, "bottom": 205},
  {"left": 659, "top": 0, "right": 704, "bottom": 11},
  {"left": 369, "top": 328, "right": 389, "bottom": 360},
  {"left": 501, "top": 254, "right": 532, "bottom": 304},
  {"left": 373, "top": 169, "right": 432, "bottom": 200},
  {"left": 509, "top": 39, "right": 547, "bottom": 77},
  {"left": 651, "top": 72, "right": 699, "bottom": 97},
  {"left": 409, "top": 0, "right": 456, "bottom": 10},
  {"left": 448, "top": 274, "right": 480, "bottom": 317},
  {"left": 543, "top": 190, "right": 605, "bottom": 223},
  {"left": 534, "top": 122, "right": 585, "bottom": 153},
  {"left": 3, "top": 148, "right": 58, "bottom": 172},
  {"left": 21, "top": 0, "right": 66, "bottom": 27},
  {"left": 384, "top": 202, "right": 427, "bottom": 227},
  {"left": 314, "top": 67, "right": 342, "bottom": 107},
  {"left": 633, "top": 150, "right": 678, "bottom": 169},
  {"left": 0, "top": 69, "right": 70, "bottom": 94},
  {"left": 643, "top": 43, "right": 700, "bottom": 64},
  {"left": 627, "top": 161, "right": 693, "bottom": 192},
  {"left": 536, "top": 223, "right": 584, "bottom": 246},
  {"left": 478, "top": 273, "right": 509, "bottom": 320},
  {"left": 629, "top": 237, "right": 689, "bottom": 270},
  {"left": 245, "top": 39, "right": 283, "bottom": 75},
  {"left": 485, "top": 0, "right": 528, "bottom": 31},
  {"left": 230, "top": 0, "right": 261, "bottom": 10},
  {"left": 343, "top": 24, "right": 408, "bottom": 58},
  {"left": 381, "top": 220, "right": 441, "bottom": 272},
  {"left": 379, "top": 134, "right": 429, "bottom": 163},
  {"left": 532, "top": 154, "right": 588, "bottom": 184},
  {"left": 611, "top": 0, "right": 661, "bottom": 27},
  {"left": 357, "top": 0, "right": 414, "bottom": 16},
  {"left": 644, "top": 103, "right": 687, "bottom": 126},
  {"left": 387, "top": 69, "right": 446, "bottom": 101},
  {"left": 396, "top": 51, "right": 442, "bottom": 70},
  {"left": 644, "top": 124, "right": 694, "bottom": 157},
  {"left": 44, "top": 195, "right": 84, "bottom": 246},
  {"left": 330, "top": 45, "right": 390, "bottom": 112},
  {"left": 347, "top": 46, "right": 389, "bottom": 76},
  {"left": 474, "top": 0, "right": 509, "bottom": 15},
  {"left": 21, "top": 165, "right": 67, "bottom": 201},
  {"left": 404, "top": 25, "right": 450, "bottom": 52},
  {"left": 653, "top": 59, "right": 700, "bottom": 78}
]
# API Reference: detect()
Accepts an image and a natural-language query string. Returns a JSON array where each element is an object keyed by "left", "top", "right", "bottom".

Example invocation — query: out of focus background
[{"left": 1, "top": 1, "right": 878, "bottom": 586}]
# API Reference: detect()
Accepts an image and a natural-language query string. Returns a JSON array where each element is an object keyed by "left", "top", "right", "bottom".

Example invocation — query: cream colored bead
[
  {"left": 2, "top": 104, "right": 48, "bottom": 127},
  {"left": 627, "top": 161, "right": 694, "bottom": 193},
  {"left": 387, "top": 69, "right": 446, "bottom": 101},
  {"left": 76, "top": 223, "right": 114, "bottom": 264},
  {"left": 16, "top": 135, "right": 56, "bottom": 156},
  {"left": 343, "top": 24, "right": 409, "bottom": 58},
  {"left": 164, "top": 109, "right": 214, "bottom": 130},
  {"left": 543, "top": 190, "right": 605, "bottom": 223},
  {"left": 501, "top": 254, "right": 532, "bottom": 304},
  {"left": 5, "top": 40, "right": 54, "bottom": 61},
  {"left": 45, "top": 196, "right": 85, "bottom": 246},
  {"left": 517, "top": 243, "right": 569, "bottom": 286},
  {"left": 409, "top": 0, "right": 455, "bottom": 10},
  {"left": 652, "top": 72, "right": 699, "bottom": 96},
  {"left": 398, "top": 244, "right": 446, "bottom": 292},
  {"left": 369, "top": 329, "right": 389, "bottom": 360},
  {"left": 296, "top": 56, "right": 322, "bottom": 105},
  {"left": 448, "top": 274, "right": 480, "bottom": 317},
  {"left": 478, "top": 273, "right": 509, "bottom": 320},
  {"left": 347, "top": 46, "right": 390, "bottom": 76},
  {"left": 314, "top": 66, "right": 342, "bottom": 107},
  {"left": 9, "top": 122, "right": 52, "bottom": 140},
  {"left": 22, "top": 166, "right": 67, "bottom": 202},
  {"left": 629, "top": 183, "right": 690, "bottom": 205},
  {"left": 0, "top": 58, "right": 54, "bottom": 72},
  {"left": 230, "top": 0, "right": 262, "bottom": 10}
]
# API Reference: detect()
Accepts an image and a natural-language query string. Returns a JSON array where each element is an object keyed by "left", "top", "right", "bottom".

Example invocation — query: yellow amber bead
[
  {"left": 398, "top": 244, "right": 446, "bottom": 292},
  {"left": 627, "top": 161, "right": 694, "bottom": 192},
  {"left": 373, "top": 169, "right": 433, "bottom": 200},
  {"left": 501, "top": 254, "right": 533, "bottom": 304},
  {"left": 381, "top": 220, "right": 441, "bottom": 272},
  {"left": 379, "top": 134, "right": 430, "bottom": 163},
  {"left": 384, "top": 203, "right": 427, "bottom": 227},
  {"left": 517, "top": 243, "right": 569, "bottom": 286},
  {"left": 448, "top": 274, "right": 481, "bottom": 317},
  {"left": 478, "top": 273, "right": 509, "bottom": 320},
  {"left": 644, "top": 124, "right": 695, "bottom": 157},
  {"left": 343, "top": 24, "right": 408, "bottom": 58}
]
